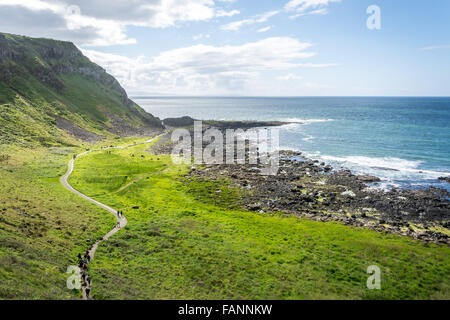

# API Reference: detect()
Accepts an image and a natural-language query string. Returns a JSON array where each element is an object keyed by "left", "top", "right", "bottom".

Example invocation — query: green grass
[
  {"left": 0, "top": 32, "right": 162, "bottom": 147},
  {"left": 68, "top": 146, "right": 450, "bottom": 300},
  {"left": 0, "top": 145, "right": 115, "bottom": 299}
]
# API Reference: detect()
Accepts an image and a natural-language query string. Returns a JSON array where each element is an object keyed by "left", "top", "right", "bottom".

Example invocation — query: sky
[{"left": 0, "top": 0, "right": 449, "bottom": 96}]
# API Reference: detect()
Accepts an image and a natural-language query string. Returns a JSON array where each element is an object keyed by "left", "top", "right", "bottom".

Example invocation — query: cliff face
[{"left": 0, "top": 32, "right": 162, "bottom": 146}]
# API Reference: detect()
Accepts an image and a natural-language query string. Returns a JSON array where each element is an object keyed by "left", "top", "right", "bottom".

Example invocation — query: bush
[{"left": 0, "top": 154, "right": 10, "bottom": 162}]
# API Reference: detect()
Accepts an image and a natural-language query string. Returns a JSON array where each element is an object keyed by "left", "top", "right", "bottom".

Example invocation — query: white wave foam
[
  {"left": 316, "top": 155, "right": 448, "bottom": 180},
  {"left": 319, "top": 155, "right": 421, "bottom": 171},
  {"left": 371, "top": 180, "right": 402, "bottom": 191}
]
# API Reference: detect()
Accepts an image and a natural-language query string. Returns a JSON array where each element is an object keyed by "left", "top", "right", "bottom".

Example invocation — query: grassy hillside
[
  {"left": 68, "top": 142, "right": 450, "bottom": 300},
  {"left": 0, "top": 32, "right": 162, "bottom": 147},
  {"left": 0, "top": 144, "right": 116, "bottom": 299},
  {"left": 0, "top": 32, "right": 164, "bottom": 299}
]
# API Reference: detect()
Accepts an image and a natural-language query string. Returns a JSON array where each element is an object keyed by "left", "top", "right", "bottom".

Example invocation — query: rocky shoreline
[
  {"left": 154, "top": 121, "right": 450, "bottom": 245},
  {"left": 188, "top": 149, "right": 450, "bottom": 245}
]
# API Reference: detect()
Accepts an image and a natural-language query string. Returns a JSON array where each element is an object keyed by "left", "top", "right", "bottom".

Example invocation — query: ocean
[{"left": 134, "top": 97, "right": 450, "bottom": 191}]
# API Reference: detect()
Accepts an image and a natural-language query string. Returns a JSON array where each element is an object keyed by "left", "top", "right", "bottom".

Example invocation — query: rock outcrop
[{"left": 0, "top": 32, "right": 163, "bottom": 145}]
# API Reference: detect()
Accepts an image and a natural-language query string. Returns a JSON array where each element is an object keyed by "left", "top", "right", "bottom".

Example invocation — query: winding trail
[{"left": 60, "top": 132, "right": 165, "bottom": 300}]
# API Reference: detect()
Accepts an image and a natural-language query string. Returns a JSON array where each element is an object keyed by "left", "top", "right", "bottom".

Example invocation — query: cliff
[{"left": 0, "top": 32, "right": 163, "bottom": 146}]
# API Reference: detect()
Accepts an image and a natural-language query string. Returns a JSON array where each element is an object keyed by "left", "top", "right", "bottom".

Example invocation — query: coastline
[
  {"left": 157, "top": 120, "right": 450, "bottom": 245},
  {"left": 139, "top": 96, "right": 450, "bottom": 193}
]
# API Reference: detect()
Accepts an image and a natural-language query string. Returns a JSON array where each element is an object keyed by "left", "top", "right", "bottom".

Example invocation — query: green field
[
  {"left": 66, "top": 142, "right": 450, "bottom": 300},
  {"left": 0, "top": 136, "right": 158, "bottom": 299},
  {"left": 0, "top": 145, "right": 115, "bottom": 299}
]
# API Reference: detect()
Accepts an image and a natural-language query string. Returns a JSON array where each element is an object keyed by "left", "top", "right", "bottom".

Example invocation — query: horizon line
[{"left": 131, "top": 95, "right": 450, "bottom": 99}]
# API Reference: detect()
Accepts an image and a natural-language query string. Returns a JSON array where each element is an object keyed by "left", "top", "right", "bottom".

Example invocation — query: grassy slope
[
  {"left": 0, "top": 33, "right": 166, "bottom": 299},
  {"left": 0, "top": 144, "right": 116, "bottom": 299},
  {"left": 0, "top": 32, "right": 161, "bottom": 147},
  {"left": 68, "top": 143, "right": 450, "bottom": 300}
]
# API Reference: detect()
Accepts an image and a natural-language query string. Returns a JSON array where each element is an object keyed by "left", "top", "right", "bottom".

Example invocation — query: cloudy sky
[{"left": 1, "top": 0, "right": 449, "bottom": 96}]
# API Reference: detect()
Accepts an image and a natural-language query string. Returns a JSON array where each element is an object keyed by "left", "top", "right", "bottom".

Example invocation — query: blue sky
[{"left": 1, "top": 0, "right": 449, "bottom": 96}]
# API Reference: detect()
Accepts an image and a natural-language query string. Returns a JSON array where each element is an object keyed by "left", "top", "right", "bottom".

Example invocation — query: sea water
[{"left": 135, "top": 96, "right": 450, "bottom": 191}]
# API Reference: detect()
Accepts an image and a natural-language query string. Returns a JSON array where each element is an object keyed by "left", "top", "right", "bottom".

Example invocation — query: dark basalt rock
[
  {"left": 152, "top": 123, "right": 450, "bottom": 246},
  {"left": 371, "top": 166, "right": 400, "bottom": 172},
  {"left": 163, "top": 116, "right": 196, "bottom": 127},
  {"left": 357, "top": 175, "right": 381, "bottom": 183}
]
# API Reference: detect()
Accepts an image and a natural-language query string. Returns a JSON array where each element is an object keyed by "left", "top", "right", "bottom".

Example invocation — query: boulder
[{"left": 357, "top": 175, "right": 381, "bottom": 183}]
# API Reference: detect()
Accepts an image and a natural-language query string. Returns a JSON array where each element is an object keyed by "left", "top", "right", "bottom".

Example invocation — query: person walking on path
[
  {"left": 84, "top": 250, "right": 90, "bottom": 262},
  {"left": 85, "top": 284, "right": 91, "bottom": 299},
  {"left": 81, "top": 270, "right": 87, "bottom": 284}
]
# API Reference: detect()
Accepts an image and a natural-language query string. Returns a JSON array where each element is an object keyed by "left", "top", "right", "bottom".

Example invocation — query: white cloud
[
  {"left": 221, "top": 10, "right": 279, "bottom": 31},
  {"left": 420, "top": 45, "right": 450, "bottom": 51},
  {"left": 277, "top": 73, "right": 302, "bottom": 81},
  {"left": 193, "top": 33, "right": 211, "bottom": 40},
  {"left": 0, "top": 0, "right": 136, "bottom": 45},
  {"left": 216, "top": 9, "right": 240, "bottom": 17},
  {"left": 0, "top": 0, "right": 238, "bottom": 46},
  {"left": 285, "top": 0, "right": 340, "bottom": 18},
  {"left": 82, "top": 37, "right": 334, "bottom": 95},
  {"left": 257, "top": 26, "right": 273, "bottom": 33}
]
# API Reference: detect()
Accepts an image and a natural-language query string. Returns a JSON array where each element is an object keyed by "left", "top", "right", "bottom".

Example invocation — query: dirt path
[
  {"left": 60, "top": 132, "right": 165, "bottom": 300},
  {"left": 113, "top": 174, "right": 146, "bottom": 194}
]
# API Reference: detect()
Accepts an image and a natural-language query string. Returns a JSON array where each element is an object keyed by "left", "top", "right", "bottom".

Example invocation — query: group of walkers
[
  {"left": 77, "top": 250, "right": 92, "bottom": 299},
  {"left": 75, "top": 211, "right": 125, "bottom": 299}
]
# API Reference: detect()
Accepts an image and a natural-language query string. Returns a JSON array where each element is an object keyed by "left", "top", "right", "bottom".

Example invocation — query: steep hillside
[{"left": 0, "top": 32, "right": 162, "bottom": 147}]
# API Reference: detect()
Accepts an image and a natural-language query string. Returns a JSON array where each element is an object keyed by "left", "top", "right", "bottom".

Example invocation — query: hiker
[
  {"left": 86, "top": 275, "right": 91, "bottom": 286},
  {"left": 73, "top": 155, "right": 77, "bottom": 160},
  {"left": 117, "top": 221, "right": 121, "bottom": 228},
  {"left": 85, "top": 285, "right": 91, "bottom": 299},
  {"left": 81, "top": 270, "right": 87, "bottom": 284}
]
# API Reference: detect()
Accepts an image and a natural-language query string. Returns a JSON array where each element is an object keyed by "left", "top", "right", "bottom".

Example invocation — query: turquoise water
[{"left": 135, "top": 97, "right": 450, "bottom": 191}]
